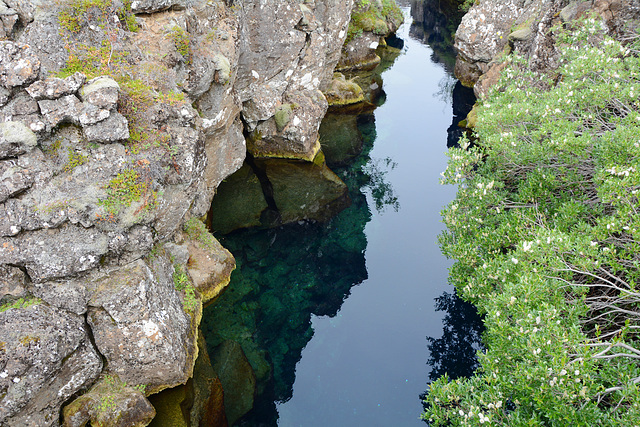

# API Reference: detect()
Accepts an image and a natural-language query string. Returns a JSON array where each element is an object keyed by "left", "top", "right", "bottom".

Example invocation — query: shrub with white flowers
[{"left": 423, "top": 17, "right": 640, "bottom": 426}]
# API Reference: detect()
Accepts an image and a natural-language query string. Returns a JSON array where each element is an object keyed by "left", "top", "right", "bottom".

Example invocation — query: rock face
[
  {"left": 454, "top": 0, "right": 640, "bottom": 96},
  {"left": 237, "top": 0, "right": 354, "bottom": 161},
  {"left": 0, "top": 302, "right": 102, "bottom": 426},
  {"left": 0, "top": 0, "right": 358, "bottom": 424}
]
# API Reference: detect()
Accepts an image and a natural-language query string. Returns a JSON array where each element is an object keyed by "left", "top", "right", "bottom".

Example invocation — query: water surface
[
  {"left": 276, "top": 9, "right": 459, "bottom": 426},
  {"left": 204, "top": 5, "right": 482, "bottom": 426}
]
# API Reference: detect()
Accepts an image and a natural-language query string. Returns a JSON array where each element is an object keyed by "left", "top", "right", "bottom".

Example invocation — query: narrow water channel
[{"left": 203, "top": 3, "right": 482, "bottom": 426}]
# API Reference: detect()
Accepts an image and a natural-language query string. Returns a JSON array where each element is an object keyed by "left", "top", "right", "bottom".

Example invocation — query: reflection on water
[
  {"left": 425, "top": 292, "right": 484, "bottom": 382},
  {"left": 202, "top": 106, "right": 399, "bottom": 425},
  {"left": 203, "top": 1, "right": 485, "bottom": 425}
]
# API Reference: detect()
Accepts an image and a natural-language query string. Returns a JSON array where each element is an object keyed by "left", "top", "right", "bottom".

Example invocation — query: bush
[{"left": 423, "top": 18, "right": 640, "bottom": 426}]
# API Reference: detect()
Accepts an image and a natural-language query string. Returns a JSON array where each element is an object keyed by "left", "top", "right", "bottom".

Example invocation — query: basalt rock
[
  {"left": 0, "top": 303, "right": 102, "bottom": 426},
  {"left": 0, "top": 0, "right": 358, "bottom": 424}
]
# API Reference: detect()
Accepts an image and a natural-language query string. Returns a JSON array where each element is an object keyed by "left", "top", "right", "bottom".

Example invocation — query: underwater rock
[
  {"left": 209, "top": 163, "right": 269, "bottom": 235},
  {"left": 210, "top": 340, "right": 256, "bottom": 426},
  {"left": 319, "top": 113, "right": 364, "bottom": 166},
  {"left": 148, "top": 332, "right": 228, "bottom": 427},
  {"left": 256, "top": 156, "right": 350, "bottom": 224}
]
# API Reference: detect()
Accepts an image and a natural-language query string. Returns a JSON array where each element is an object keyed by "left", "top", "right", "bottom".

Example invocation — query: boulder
[
  {"left": 210, "top": 340, "right": 256, "bottom": 426},
  {"left": 26, "top": 72, "right": 86, "bottom": 101},
  {"left": 82, "top": 112, "right": 130, "bottom": 143},
  {"left": 0, "top": 121, "right": 37, "bottom": 158},
  {"left": 86, "top": 257, "right": 195, "bottom": 394},
  {"left": 183, "top": 222, "right": 236, "bottom": 304},
  {"left": 0, "top": 41, "right": 40, "bottom": 88},
  {"left": 63, "top": 375, "right": 155, "bottom": 427},
  {"left": 323, "top": 73, "right": 365, "bottom": 107},
  {"left": 79, "top": 76, "right": 120, "bottom": 111},
  {"left": 0, "top": 303, "right": 102, "bottom": 426},
  {"left": 37, "top": 94, "right": 82, "bottom": 127}
]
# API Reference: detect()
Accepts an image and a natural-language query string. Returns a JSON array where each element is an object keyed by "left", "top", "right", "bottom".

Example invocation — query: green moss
[
  {"left": 274, "top": 104, "right": 293, "bottom": 132},
  {"left": 58, "top": 0, "right": 111, "bottom": 34},
  {"left": 346, "top": 0, "right": 402, "bottom": 44},
  {"left": 168, "top": 26, "right": 192, "bottom": 65},
  {"left": 184, "top": 218, "right": 218, "bottom": 249},
  {"left": 173, "top": 263, "right": 198, "bottom": 313},
  {"left": 64, "top": 147, "right": 89, "bottom": 172},
  {"left": 0, "top": 297, "right": 41, "bottom": 313},
  {"left": 59, "top": 0, "right": 138, "bottom": 34},
  {"left": 98, "top": 168, "right": 156, "bottom": 216}
]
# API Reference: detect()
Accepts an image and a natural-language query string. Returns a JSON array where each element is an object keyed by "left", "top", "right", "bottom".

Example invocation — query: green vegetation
[
  {"left": 459, "top": 0, "right": 477, "bottom": 12},
  {"left": 346, "top": 0, "right": 403, "bottom": 44},
  {"left": 57, "top": 0, "right": 186, "bottom": 155},
  {"left": 0, "top": 297, "right": 41, "bottom": 313},
  {"left": 98, "top": 167, "right": 157, "bottom": 216},
  {"left": 423, "top": 19, "right": 640, "bottom": 425},
  {"left": 64, "top": 147, "right": 89, "bottom": 172},
  {"left": 184, "top": 217, "right": 218, "bottom": 249},
  {"left": 97, "top": 375, "right": 147, "bottom": 414},
  {"left": 168, "top": 25, "right": 192, "bottom": 64},
  {"left": 173, "top": 263, "right": 198, "bottom": 313}
]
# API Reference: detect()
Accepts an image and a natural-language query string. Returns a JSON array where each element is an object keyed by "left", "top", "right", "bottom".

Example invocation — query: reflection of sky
[{"left": 276, "top": 8, "right": 460, "bottom": 426}]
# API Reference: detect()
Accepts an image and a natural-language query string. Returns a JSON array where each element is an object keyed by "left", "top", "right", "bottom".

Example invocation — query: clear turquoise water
[{"left": 203, "top": 6, "right": 482, "bottom": 426}]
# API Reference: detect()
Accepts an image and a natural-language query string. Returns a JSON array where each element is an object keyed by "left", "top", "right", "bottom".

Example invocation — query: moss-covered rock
[
  {"left": 323, "top": 73, "right": 365, "bottom": 107},
  {"left": 63, "top": 376, "right": 155, "bottom": 427}
]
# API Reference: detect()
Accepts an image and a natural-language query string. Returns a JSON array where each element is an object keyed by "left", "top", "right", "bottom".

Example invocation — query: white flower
[{"left": 511, "top": 257, "right": 519, "bottom": 264}]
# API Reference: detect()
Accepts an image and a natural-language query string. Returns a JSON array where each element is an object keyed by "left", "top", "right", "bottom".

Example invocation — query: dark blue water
[
  {"left": 203, "top": 5, "right": 482, "bottom": 426},
  {"left": 275, "top": 10, "right": 458, "bottom": 427}
]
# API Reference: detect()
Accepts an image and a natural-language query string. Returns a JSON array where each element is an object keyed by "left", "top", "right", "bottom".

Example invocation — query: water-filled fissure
[{"left": 203, "top": 2, "right": 483, "bottom": 425}]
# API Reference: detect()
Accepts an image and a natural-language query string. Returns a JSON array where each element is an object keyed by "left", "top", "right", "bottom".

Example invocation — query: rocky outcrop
[
  {"left": 236, "top": 0, "right": 354, "bottom": 161},
  {"left": 0, "top": 302, "right": 102, "bottom": 426},
  {"left": 336, "top": 0, "right": 404, "bottom": 72},
  {"left": 454, "top": 0, "right": 640, "bottom": 97},
  {"left": 0, "top": 0, "right": 360, "bottom": 424}
]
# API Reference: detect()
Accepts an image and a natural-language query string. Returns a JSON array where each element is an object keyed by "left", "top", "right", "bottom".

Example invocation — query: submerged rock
[
  {"left": 210, "top": 340, "right": 256, "bottom": 426},
  {"left": 148, "top": 333, "right": 228, "bottom": 427},
  {"left": 319, "top": 113, "right": 364, "bottom": 166},
  {"left": 209, "top": 163, "right": 270, "bottom": 235},
  {"left": 256, "top": 156, "right": 350, "bottom": 224}
]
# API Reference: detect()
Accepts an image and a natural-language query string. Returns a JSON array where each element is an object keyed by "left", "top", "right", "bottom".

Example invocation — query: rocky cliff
[{"left": 0, "top": 0, "right": 357, "bottom": 425}]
